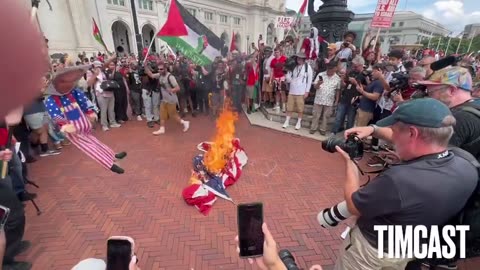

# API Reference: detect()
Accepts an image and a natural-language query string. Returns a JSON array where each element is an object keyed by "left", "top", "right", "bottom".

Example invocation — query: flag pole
[
  {"left": 445, "top": 36, "right": 451, "bottom": 55},
  {"left": 467, "top": 29, "right": 477, "bottom": 54},
  {"left": 143, "top": 38, "right": 156, "bottom": 65},
  {"left": 456, "top": 38, "right": 463, "bottom": 54},
  {"left": 372, "top": 28, "right": 381, "bottom": 50},
  {"left": 435, "top": 36, "right": 442, "bottom": 51}
]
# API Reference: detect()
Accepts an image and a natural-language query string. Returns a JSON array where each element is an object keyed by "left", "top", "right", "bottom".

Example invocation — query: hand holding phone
[
  {"left": 107, "top": 236, "right": 137, "bottom": 270},
  {"left": 237, "top": 202, "right": 264, "bottom": 258},
  {"left": 0, "top": 205, "right": 10, "bottom": 230}
]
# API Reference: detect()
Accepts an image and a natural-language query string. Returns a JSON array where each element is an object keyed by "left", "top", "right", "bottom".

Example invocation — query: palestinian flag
[
  {"left": 92, "top": 18, "right": 110, "bottom": 53},
  {"left": 293, "top": 0, "right": 308, "bottom": 28},
  {"left": 158, "top": 0, "right": 224, "bottom": 66}
]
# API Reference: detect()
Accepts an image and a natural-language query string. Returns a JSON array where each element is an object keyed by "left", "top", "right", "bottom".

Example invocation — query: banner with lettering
[
  {"left": 276, "top": 16, "right": 294, "bottom": 29},
  {"left": 371, "top": 0, "right": 399, "bottom": 28}
]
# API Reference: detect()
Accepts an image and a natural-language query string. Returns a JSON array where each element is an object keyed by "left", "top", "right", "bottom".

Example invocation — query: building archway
[
  {"left": 142, "top": 24, "right": 156, "bottom": 53},
  {"left": 112, "top": 20, "right": 132, "bottom": 55},
  {"left": 266, "top": 23, "right": 275, "bottom": 46}
]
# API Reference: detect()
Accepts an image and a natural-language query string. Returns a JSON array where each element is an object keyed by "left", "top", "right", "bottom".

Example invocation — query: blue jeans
[{"left": 333, "top": 102, "right": 357, "bottom": 134}]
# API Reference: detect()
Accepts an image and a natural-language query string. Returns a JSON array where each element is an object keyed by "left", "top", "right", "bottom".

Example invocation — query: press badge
[{"left": 341, "top": 226, "right": 351, "bottom": 239}]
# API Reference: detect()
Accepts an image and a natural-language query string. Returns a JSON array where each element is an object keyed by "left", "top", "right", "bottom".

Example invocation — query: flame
[{"left": 204, "top": 103, "right": 238, "bottom": 174}]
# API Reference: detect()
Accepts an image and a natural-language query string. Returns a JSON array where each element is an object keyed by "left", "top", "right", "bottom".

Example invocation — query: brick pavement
[{"left": 17, "top": 114, "right": 480, "bottom": 270}]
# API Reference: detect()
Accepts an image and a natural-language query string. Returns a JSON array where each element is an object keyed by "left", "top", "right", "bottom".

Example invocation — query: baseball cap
[
  {"left": 418, "top": 66, "right": 472, "bottom": 91},
  {"left": 376, "top": 98, "right": 452, "bottom": 128}
]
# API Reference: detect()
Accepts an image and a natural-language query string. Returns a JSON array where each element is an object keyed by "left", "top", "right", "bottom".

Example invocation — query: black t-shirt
[
  {"left": 450, "top": 100, "right": 480, "bottom": 160},
  {"left": 352, "top": 152, "right": 478, "bottom": 249},
  {"left": 127, "top": 71, "right": 142, "bottom": 93},
  {"left": 339, "top": 71, "right": 367, "bottom": 105}
]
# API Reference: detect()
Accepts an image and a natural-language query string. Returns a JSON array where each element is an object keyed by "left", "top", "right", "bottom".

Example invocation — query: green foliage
[{"left": 421, "top": 36, "right": 480, "bottom": 55}]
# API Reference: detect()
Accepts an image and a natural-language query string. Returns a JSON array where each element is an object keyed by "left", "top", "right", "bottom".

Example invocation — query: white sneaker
[
  {"left": 153, "top": 127, "right": 165, "bottom": 135},
  {"left": 110, "top": 123, "right": 121, "bottom": 128},
  {"left": 282, "top": 119, "right": 289, "bottom": 129},
  {"left": 182, "top": 121, "right": 190, "bottom": 132},
  {"left": 102, "top": 126, "right": 110, "bottom": 131},
  {"left": 136, "top": 115, "right": 142, "bottom": 121},
  {"left": 295, "top": 121, "right": 302, "bottom": 130}
]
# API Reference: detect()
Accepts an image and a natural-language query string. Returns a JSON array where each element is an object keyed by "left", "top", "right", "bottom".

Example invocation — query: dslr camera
[
  {"left": 387, "top": 72, "right": 409, "bottom": 98},
  {"left": 322, "top": 134, "right": 364, "bottom": 160}
]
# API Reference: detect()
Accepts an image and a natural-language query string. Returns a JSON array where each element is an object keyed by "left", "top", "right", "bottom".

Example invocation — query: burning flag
[
  {"left": 182, "top": 108, "right": 248, "bottom": 215},
  {"left": 204, "top": 108, "right": 238, "bottom": 174}
]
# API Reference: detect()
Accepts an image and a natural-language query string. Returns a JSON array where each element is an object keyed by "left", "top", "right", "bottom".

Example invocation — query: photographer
[
  {"left": 337, "top": 98, "right": 478, "bottom": 270},
  {"left": 390, "top": 67, "right": 426, "bottom": 108},
  {"left": 142, "top": 61, "right": 161, "bottom": 128},
  {"left": 355, "top": 63, "right": 386, "bottom": 127},
  {"left": 126, "top": 62, "right": 143, "bottom": 121},
  {"left": 332, "top": 56, "right": 367, "bottom": 134},
  {"left": 334, "top": 31, "right": 357, "bottom": 70},
  {"left": 420, "top": 66, "right": 480, "bottom": 160}
]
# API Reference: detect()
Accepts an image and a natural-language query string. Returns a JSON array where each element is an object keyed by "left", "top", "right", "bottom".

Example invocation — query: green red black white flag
[{"left": 157, "top": 0, "right": 224, "bottom": 66}]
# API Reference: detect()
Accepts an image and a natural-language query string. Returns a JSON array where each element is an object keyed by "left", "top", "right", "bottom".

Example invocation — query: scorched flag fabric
[{"left": 158, "top": 0, "right": 224, "bottom": 66}]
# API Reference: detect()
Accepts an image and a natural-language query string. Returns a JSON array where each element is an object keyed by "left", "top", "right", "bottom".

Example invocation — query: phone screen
[
  {"left": 0, "top": 205, "right": 10, "bottom": 230},
  {"left": 238, "top": 203, "right": 264, "bottom": 258},
  {"left": 106, "top": 239, "right": 132, "bottom": 270}
]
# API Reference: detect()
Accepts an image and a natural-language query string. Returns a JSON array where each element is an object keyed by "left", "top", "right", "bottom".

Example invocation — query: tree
[{"left": 421, "top": 36, "right": 480, "bottom": 55}]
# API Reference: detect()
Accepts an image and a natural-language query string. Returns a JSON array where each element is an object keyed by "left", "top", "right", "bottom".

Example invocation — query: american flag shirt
[{"left": 44, "top": 88, "right": 94, "bottom": 127}]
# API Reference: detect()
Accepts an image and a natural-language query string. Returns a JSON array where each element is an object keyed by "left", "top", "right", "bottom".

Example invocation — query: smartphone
[
  {"left": 237, "top": 202, "right": 264, "bottom": 258},
  {"left": 0, "top": 205, "right": 10, "bottom": 230},
  {"left": 106, "top": 236, "right": 135, "bottom": 270}
]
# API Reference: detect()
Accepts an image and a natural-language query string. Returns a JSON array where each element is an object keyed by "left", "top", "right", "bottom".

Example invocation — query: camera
[
  {"left": 321, "top": 134, "right": 364, "bottom": 160},
  {"left": 343, "top": 42, "right": 350, "bottom": 48},
  {"left": 279, "top": 249, "right": 299, "bottom": 270},
  {"left": 387, "top": 72, "right": 410, "bottom": 98},
  {"left": 317, "top": 201, "right": 352, "bottom": 228},
  {"left": 283, "top": 56, "right": 297, "bottom": 72},
  {"left": 410, "top": 83, "right": 428, "bottom": 99}
]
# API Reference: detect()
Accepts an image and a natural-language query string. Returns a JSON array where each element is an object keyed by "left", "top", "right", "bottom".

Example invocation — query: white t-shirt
[
  {"left": 335, "top": 41, "right": 356, "bottom": 60},
  {"left": 263, "top": 55, "right": 275, "bottom": 79}
]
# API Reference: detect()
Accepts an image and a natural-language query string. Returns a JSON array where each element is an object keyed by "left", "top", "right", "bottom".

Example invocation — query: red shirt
[
  {"left": 0, "top": 128, "right": 16, "bottom": 148},
  {"left": 246, "top": 62, "right": 258, "bottom": 86},
  {"left": 270, "top": 56, "right": 287, "bottom": 79}
]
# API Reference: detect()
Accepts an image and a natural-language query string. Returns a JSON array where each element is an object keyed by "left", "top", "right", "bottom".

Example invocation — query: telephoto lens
[
  {"left": 279, "top": 249, "right": 300, "bottom": 270},
  {"left": 317, "top": 201, "right": 352, "bottom": 228},
  {"left": 321, "top": 134, "right": 364, "bottom": 159}
]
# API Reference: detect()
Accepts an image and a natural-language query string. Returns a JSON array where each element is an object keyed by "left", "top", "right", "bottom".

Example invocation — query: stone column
[
  {"left": 308, "top": 0, "right": 354, "bottom": 57},
  {"left": 67, "top": 0, "right": 96, "bottom": 53}
]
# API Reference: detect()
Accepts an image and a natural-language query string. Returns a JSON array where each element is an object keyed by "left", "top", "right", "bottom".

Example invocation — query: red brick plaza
[{"left": 18, "top": 115, "right": 480, "bottom": 269}]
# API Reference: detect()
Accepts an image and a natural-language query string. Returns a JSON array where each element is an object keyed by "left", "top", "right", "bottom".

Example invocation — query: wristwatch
[{"left": 368, "top": 124, "right": 378, "bottom": 135}]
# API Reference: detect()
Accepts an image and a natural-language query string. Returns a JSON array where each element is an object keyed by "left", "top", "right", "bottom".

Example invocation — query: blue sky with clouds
[{"left": 285, "top": 0, "right": 480, "bottom": 33}]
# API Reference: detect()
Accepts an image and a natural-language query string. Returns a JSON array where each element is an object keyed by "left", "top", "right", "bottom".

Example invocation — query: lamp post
[{"left": 130, "top": 0, "right": 144, "bottom": 61}]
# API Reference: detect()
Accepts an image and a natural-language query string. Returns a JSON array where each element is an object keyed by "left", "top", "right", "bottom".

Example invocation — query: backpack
[
  {"left": 456, "top": 101, "right": 480, "bottom": 160},
  {"left": 446, "top": 147, "right": 480, "bottom": 258}
]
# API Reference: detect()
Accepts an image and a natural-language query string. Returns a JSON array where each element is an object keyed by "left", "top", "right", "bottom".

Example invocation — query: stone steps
[{"left": 259, "top": 105, "right": 337, "bottom": 130}]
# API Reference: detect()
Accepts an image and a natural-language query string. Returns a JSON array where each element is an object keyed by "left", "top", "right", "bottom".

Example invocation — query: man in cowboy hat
[
  {"left": 283, "top": 52, "right": 313, "bottom": 130},
  {"left": 44, "top": 66, "right": 127, "bottom": 174}
]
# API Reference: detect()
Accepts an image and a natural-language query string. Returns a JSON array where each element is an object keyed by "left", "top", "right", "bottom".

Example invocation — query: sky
[{"left": 285, "top": 0, "right": 480, "bottom": 35}]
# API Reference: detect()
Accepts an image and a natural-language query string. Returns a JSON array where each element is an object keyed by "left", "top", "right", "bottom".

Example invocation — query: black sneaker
[
  {"left": 110, "top": 164, "right": 124, "bottom": 174},
  {"left": 18, "top": 192, "right": 37, "bottom": 202},
  {"left": 2, "top": 261, "right": 32, "bottom": 270},
  {"left": 309, "top": 130, "right": 316, "bottom": 134},
  {"left": 147, "top": 121, "right": 154, "bottom": 128},
  {"left": 115, "top": 152, "right": 127, "bottom": 160},
  {"left": 39, "top": 149, "right": 61, "bottom": 157}
]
